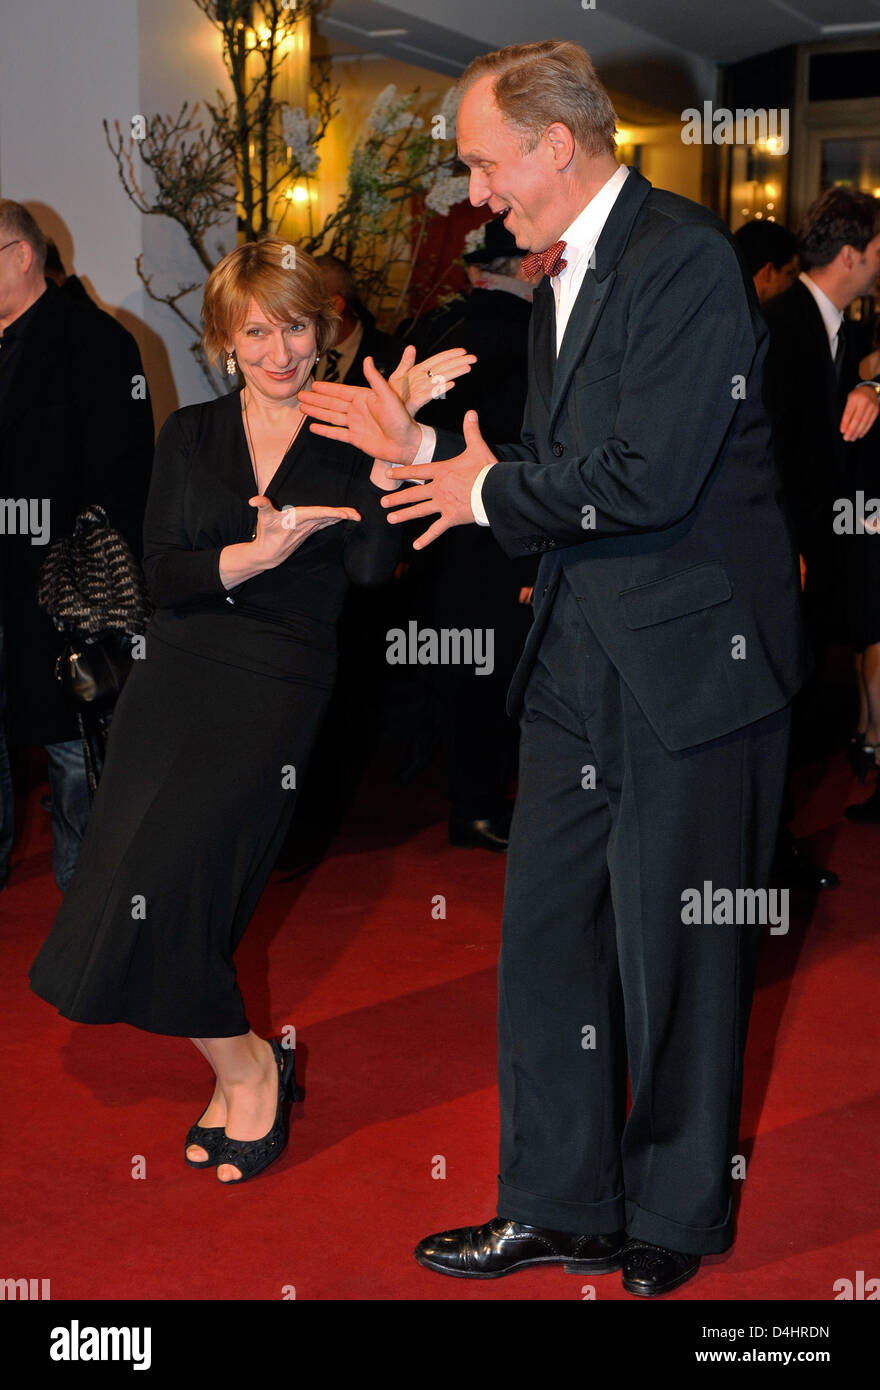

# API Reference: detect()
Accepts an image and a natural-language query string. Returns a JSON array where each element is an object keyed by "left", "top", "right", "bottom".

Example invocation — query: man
[
  {"left": 761, "top": 190, "right": 880, "bottom": 824},
  {"left": 398, "top": 220, "right": 539, "bottom": 851},
  {"left": 758, "top": 193, "right": 880, "bottom": 857},
  {"left": 762, "top": 189, "right": 880, "bottom": 639},
  {"left": 0, "top": 200, "right": 153, "bottom": 890},
  {"left": 299, "top": 40, "right": 808, "bottom": 1296},
  {"left": 314, "top": 254, "right": 398, "bottom": 386},
  {"left": 733, "top": 219, "right": 798, "bottom": 304}
]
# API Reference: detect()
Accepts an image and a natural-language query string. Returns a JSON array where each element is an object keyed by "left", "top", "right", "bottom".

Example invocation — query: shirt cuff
[
  {"left": 386, "top": 424, "right": 435, "bottom": 486},
  {"left": 471, "top": 464, "right": 494, "bottom": 526},
  {"left": 412, "top": 424, "right": 436, "bottom": 466}
]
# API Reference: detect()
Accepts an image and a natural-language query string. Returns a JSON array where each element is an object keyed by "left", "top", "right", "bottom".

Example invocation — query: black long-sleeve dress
[{"left": 29, "top": 388, "right": 399, "bottom": 1037}]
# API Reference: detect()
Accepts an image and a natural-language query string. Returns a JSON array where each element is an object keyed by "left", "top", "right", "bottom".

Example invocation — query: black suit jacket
[
  {"left": 344, "top": 323, "right": 399, "bottom": 388},
  {"left": 435, "top": 169, "right": 809, "bottom": 751},
  {"left": 0, "top": 283, "right": 154, "bottom": 744},
  {"left": 762, "top": 279, "right": 861, "bottom": 561}
]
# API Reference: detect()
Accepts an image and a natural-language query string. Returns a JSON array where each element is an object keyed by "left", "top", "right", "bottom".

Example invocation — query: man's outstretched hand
[
  {"left": 381, "top": 410, "right": 497, "bottom": 550},
  {"left": 298, "top": 355, "right": 422, "bottom": 463}
]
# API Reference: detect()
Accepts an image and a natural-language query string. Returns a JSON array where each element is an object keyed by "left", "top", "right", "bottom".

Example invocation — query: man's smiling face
[{"left": 457, "top": 75, "right": 565, "bottom": 253}]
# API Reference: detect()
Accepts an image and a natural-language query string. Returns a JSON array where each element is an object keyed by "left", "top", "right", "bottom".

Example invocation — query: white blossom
[
  {"left": 282, "top": 105, "right": 320, "bottom": 173},
  {"left": 424, "top": 173, "right": 470, "bottom": 216}
]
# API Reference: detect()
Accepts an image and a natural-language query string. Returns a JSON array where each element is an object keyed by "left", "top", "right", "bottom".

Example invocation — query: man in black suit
[
  {"left": 0, "top": 200, "right": 153, "bottom": 890},
  {"left": 733, "top": 219, "right": 798, "bottom": 306},
  {"left": 299, "top": 40, "right": 809, "bottom": 1296},
  {"left": 754, "top": 194, "right": 880, "bottom": 864},
  {"left": 314, "top": 254, "right": 397, "bottom": 387},
  {"left": 762, "top": 190, "right": 880, "bottom": 650},
  {"left": 396, "top": 220, "right": 538, "bottom": 850}
]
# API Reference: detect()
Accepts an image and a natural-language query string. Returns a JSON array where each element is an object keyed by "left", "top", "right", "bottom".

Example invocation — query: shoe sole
[
  {"left": 621, "top": 1264, "right": 700, "bottom": 1297},
  {"left": 414, "top": 1253, "right": 624, "bottom": 1279}
]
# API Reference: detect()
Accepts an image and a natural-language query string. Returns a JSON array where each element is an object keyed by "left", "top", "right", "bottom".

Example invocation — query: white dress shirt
[
  {"left": 798, "top": 271, "right": 844, "bottom": 357},
  {"left": 409, "top": 164, "right": 632, "bottom": 524}
]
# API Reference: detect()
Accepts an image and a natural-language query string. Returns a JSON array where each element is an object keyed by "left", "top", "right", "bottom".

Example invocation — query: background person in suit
[
  {"left": 733, "top": 219, "right": 799, "bottom": 305},
  {"left": 762, "top": 189, "right": 880, "bottom": 659},
  {"left": 397, "top": 219, "right": 540, "bottom": 850},
  {"left": 300, "top": 39, "right": 809, "bottom": 1296},
  {"left": 762, "top": 192, "right": 880, "bottom": 825},
  {"left": 314, "top": 254, "right": 398, "bottom": 387},
  {"left": 0, "top": 199, "right": 153, "bottom": 891}
]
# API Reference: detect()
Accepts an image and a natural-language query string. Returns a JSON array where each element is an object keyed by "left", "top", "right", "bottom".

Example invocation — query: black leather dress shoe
[
  {"left": 621, "top": 1241, "right": 701, "bottom": 1297},
  {"left": 414, "top": 1217, "right": 627, "bottom": 1278},
  {"left": 448, "top": 814, "right": 511, "bottom": 852},
  {"left": 774, "top": 834, "right": 839, "bottom": 889}
]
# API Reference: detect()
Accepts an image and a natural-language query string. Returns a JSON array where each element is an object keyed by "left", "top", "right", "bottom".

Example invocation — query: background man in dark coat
[
  {"left": 299, "top": 39, "right": 809, "bottom": 1296},
  {"left": 0, "top": 199, "right": 153, "bottom": 889},
  {"left": 762, "top": 189, "right": 880, "bottom": 652},
  {"left": 398, "top": 219, "right": 539, "bottom": 849}
]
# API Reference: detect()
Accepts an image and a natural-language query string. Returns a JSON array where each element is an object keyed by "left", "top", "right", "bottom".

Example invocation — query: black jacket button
[{"left": 552, "top": 441, "right": 564, "bottom": 457}]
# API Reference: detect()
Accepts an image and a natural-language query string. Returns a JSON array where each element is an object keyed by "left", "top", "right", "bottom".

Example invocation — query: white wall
[
  {"left": 0, "top": 0, "right": 235, "bottom": 431},
  {"left": 0, "top": 0, "right": 144, "bottom": 321},
  {"left": 136, "top": 0, "right": 237, "bottom": 424}
]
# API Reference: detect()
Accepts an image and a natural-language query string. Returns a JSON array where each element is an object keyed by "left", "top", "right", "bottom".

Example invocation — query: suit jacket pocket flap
[
  {"left": 575, "top": 348, "right": 625, "bottom": 386},
  {"left": 620, "top": 563, "right": 732, "bottom": 630}
]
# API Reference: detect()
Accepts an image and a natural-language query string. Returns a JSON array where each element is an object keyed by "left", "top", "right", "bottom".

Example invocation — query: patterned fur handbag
[{"left": 37, "top": 504, "right": 152, "bottom": 794}]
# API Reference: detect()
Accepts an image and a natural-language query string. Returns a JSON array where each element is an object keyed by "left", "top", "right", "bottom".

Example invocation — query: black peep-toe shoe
[
  {"left": 184, "top": 1112, "right": 227, "bottom": 1169},
  {"left": 217, "top": 1039, "right": 298, "bottom": 1185}
]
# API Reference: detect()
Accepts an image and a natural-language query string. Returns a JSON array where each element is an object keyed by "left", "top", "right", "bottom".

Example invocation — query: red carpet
[{"left": 2, "top": 749, "right": 878, "bottom": 1302}]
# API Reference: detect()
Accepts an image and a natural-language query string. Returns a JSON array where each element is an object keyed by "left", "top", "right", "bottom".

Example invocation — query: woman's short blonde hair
[{"left": 202, "top": 237, "right": 340, "bottom": 365}]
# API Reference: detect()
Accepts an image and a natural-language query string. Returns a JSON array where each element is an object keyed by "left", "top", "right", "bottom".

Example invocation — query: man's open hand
[
  {"left": 381, "top": 410, "right": 497, "bottom": 549},
  {"left": 298, "top": 356, "right": 421, "bottom": 462}
]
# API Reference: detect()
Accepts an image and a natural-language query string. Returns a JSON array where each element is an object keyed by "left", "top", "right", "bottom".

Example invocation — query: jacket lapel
[
  {"left": 530, "top": 278, "right": 554, "bottom": 411},
  {"left": 548, "top": 168, "right": 652, "bottom": 431}
]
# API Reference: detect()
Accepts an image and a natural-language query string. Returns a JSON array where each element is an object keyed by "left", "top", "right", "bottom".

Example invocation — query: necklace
[{"left": 241, "top": 389, "right": 306, "bottom": 537}]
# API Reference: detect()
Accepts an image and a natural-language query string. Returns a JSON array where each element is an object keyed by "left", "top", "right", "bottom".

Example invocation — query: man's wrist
[
  {"left": 857, "top": 379, "right": 880, "bottom": 399},
  {"left": 471, "top": 463, "right": 494, "bottom": 526}
]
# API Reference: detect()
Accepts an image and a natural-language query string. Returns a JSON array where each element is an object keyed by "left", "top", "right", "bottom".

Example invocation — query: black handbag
[
  {"left": 37, "top": 505, "right": 153, "bottom": 797},
  {"left": 54, "top": 632, "right": 134, "bottom": 710}
]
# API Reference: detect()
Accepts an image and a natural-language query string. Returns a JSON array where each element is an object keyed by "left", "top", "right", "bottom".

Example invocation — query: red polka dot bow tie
[{"left": 520, "top": 241, "right": 568, "bottom": 279}]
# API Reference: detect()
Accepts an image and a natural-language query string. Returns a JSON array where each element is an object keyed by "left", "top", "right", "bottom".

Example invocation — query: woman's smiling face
[{"left": 229, "top": 298, "right": 318, "bottom": 400}]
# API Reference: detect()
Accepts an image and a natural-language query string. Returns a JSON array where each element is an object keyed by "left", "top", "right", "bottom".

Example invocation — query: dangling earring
[
  {"left": 226, "top": 351, "right": 237, "bottom": 376},
  {"left": 314, "top": 354, "right": 320, "bottom": 367}
]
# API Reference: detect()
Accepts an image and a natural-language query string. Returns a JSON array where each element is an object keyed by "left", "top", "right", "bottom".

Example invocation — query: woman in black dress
[{"left": 29, "top": 238, "right": 472, "bottom": 1183}]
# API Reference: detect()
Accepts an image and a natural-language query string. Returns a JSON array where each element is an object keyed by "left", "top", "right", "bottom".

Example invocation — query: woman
[{"left": 29, "top": 238, "right": 473, "bottom": 1184}]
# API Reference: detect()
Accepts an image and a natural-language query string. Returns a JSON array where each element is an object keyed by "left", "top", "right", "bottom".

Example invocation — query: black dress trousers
[{"left": 496, "top": 572, "right": 790, "bottom": 1254}]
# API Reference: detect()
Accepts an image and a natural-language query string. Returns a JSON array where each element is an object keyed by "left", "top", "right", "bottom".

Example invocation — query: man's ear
[
  {"left": 330, "top": 293, "right": 346, "bottom": 315},
  {"left": 545, "top": 121, "right": 576, "bottom": 171}
]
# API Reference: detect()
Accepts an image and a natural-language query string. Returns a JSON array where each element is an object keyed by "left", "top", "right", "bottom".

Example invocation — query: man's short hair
[
  {"left": 458, "top": 40, "right": 618, "bottom": 160},
  {"left": 315, "top": 254, "right": 357, "bottom": 309},
  {"left": 797, "top": 188, "right": 880, "bottom": 271},
  {"left": 733, "top": 220, "right": 797, "bottom": 277},
  {"left": 0, "top": 200, "right": 48, "bottom": 271}
]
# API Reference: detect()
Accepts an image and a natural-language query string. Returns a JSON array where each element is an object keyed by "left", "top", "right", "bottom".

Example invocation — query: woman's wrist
[{"left": 219, "top": 540, "right": 273, "bottom": 589}]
